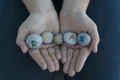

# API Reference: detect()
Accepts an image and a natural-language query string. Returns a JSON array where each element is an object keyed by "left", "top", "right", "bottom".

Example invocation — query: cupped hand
[
  {"left": 16, "top": 11, "right": 61, "bottom": 72},
  {"left": 60, "top": 10, "right": 100, "bottom": 76}
]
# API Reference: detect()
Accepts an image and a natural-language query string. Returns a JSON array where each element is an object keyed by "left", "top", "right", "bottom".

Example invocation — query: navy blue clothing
[
  {"left": 66, "top": 0, "right": 120, "bottom": 80},
  {"left": 0, "top": 0, "right": 53, "bottom": 80},
  {"left": 0, "top": 0, "right": 120, "bottom": 80}
]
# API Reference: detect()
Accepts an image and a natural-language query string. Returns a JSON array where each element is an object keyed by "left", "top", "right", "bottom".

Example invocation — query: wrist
[
  {"left": 62, "top": 0, "right": 90, "bottom": 13},
  {"left": 23, "top": 0, "right": 55, "bottom": 14}
]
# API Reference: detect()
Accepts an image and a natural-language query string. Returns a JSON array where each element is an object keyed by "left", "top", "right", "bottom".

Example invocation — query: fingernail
[
  {"left": 57, "top": 55, "right": 61, "bottom": 60},
  {"left": 49, "top": 66, "right": 55, "bottom": 72},
  {"left": 94, "top": 46, "right": 98, "bottom": 53},
  {"left": 69, "top": 70, "right": 75, "bottom": 77},
  {"left": 42, "top": 65, "right": 47, "bottom": 70},
  {"left": 22, "top": 48, "right": 27, "bottom": 54},
  {"left": 63, "top": 67, "right": 68, "bottom": 74},
  {"left": 55, "top": 67, "right": 59, "bottom": 71}
]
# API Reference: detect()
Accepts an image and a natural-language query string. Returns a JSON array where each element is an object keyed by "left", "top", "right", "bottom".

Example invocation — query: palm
[
  {"left": 60, "top": 10, "right": 100, "bottom": 77},
  {"left": 16, "top": 11, "right": 60, "bottom": 72}
]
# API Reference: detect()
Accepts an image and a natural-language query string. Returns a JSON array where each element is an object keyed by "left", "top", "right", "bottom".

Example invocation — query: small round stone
[
  {"left": 26, "top": 34, "right": 43, "bottom": 49},
  {"left": 41, "top": 32, "right": 53, "bottom": 44},
  {"left": 54, "top": 34, "right": 63, "bottom": 45},
  {"left": 63, "top": 32, "right": 77, "bottom": 45},
  {"left": 77, "top": 33, "right": 91, "bottom": 46}
]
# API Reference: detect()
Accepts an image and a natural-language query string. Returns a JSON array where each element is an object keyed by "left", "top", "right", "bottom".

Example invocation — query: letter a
[{"left": 69, "top": 34, "right": 74, "bottom": 40}]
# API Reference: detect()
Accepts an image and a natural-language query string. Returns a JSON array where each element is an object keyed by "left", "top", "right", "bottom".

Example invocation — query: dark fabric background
[
  {"left": 65, "top": 0, "right": 120, "bottom": 80},
  {"left": 0, "top": 0, "right": 120, "bottom": 80}
]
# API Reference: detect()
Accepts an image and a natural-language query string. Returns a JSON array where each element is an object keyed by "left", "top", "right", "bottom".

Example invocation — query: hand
[
  {"left": 60, "top": 9, "right": 100, "bottom": 76},
  {"left": 16, "top": 10, "right": 61, "bottom": 72}
]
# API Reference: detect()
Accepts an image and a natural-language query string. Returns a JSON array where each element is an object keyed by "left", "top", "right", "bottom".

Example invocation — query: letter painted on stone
[
  {"left": 56, "top": 36, "right": 60, "bottom": 43},
  {"left": 31, "top": 40, "right": 37, "bottom": 48},
  {"left": 69, "top": 34, "right": 75, "bottom": 40},
  {"left": 45, "top": 34, "right": 49, "bottom": 42},
  {"left": 79, "top": 36, "right": 85, "bottom": 43}
]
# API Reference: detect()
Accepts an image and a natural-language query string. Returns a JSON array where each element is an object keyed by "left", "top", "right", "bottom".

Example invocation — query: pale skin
[
  {"left": 60, "top": 0, "right": 100, "bottom": 77},
  {"left": 16, "top": 0, "right": 100, "bottom": 77},
  {"left": 16, "top": 0, "right": 61, "bottom": 72}
]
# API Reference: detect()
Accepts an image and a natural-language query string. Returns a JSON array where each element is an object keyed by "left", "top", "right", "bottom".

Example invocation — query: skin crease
[
  {"left": 16, "top": 0, "right": 61, "bottom": 72},
  {"left": 16, "top": 0, "right": 100, "bottom": 77},
  {"left": 60, "top": 0, "right": 100, "bottom": 77}
]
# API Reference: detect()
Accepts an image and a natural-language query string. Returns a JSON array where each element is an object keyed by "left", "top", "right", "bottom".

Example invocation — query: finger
[
  {"left": 54, "top": 46, "right": 61, "bottom": 60},
  {"left": 88, "top": 25, "right": 100, "bottom": 53},
  {"left": 16, "top": 40, "right": 28, "bottom": 53},
  {"left": 63, "top": 48, "right": 73, "bottom": 74},
  {"left": 68, "top": 49, "right": 79, "bottom": 77},
  {"left": 61, "top": 46, "right": 67, "bottom": 63},
  {"left": 16, "top": 27, "right": 28, "bottom": 53},
  {"left": 75, "top": 48, "right": 91, "bottom": 72},
  {"left": 48, "top": 47, "right": 59, "bottom": 71},
  {"left": 41, "top": 43, "right": 54, "bottom": 48},
  {"left": 40, "top": 48, "right": 55, "bottom": 72},
  {"left": 29, "top": 49, "right": 47, "bottom": 70}
]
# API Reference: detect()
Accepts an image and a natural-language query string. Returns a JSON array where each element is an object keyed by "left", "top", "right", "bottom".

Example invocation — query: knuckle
[
  {"left": 46, "top": 56, "right": 51, "bottom": 62},
  {"left": 56, "top": 49, "right": 60, "bottom": 54},
  {"left": 51, "top": 49, "right": 55, "bottom": 54},
  {"left": 54, "top": 46, "right": 59, "bottom": 49},
  {"left": 61, "top": 46, "right": 67, "bottom": 50},
  {"left": 54, "top": 59, "right": 58, "bottom": 64},
  {"left": 70, "top": 61, "right": 75, "bottom": 66}
]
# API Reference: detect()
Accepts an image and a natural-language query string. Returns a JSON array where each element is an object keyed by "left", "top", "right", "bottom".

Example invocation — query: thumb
[
  {"left": 16, "top": 40, "right": 28, "bottom": 53},
  {"left": 90, "top": 39, "right": 99, "bottom": 53},
  {"left": 16, "top": 27, "right": 28, "bottom": 53},
  {"left": 89, "top": 25, "right": 100, "bottom": 53}
]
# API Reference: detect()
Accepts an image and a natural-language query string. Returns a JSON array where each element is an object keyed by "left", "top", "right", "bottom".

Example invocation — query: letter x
[{"left": 79, "top": 36, "right": 85, "bottom": 43}]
